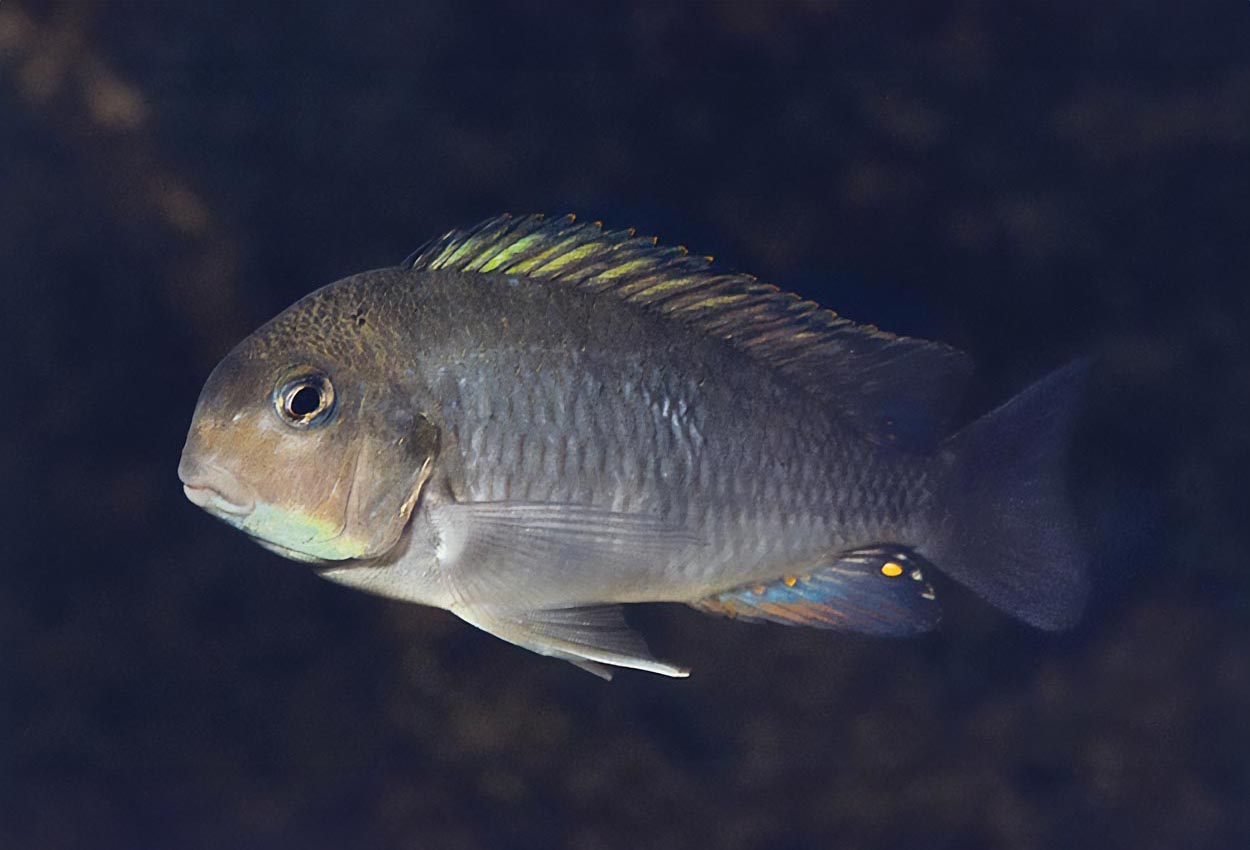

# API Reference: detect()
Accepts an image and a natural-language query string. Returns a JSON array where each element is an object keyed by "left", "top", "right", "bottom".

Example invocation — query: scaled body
[{"left": 180, "top": 215, "right": 1089, "bottom": 677}]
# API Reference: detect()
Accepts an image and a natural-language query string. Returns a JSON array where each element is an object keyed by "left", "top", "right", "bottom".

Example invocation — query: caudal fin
[{"left": 929, "top": 362, "right": 1091, "bottom": 629}]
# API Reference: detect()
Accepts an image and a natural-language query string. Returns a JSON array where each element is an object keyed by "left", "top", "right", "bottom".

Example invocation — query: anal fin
[
  {"left": 691, "top": 547, "right": 941, "bottom": 636},
  {"left": 454, "top": 603, "right": 690, "bottom": 680}
]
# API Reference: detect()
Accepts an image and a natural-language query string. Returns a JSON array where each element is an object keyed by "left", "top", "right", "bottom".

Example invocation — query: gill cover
[
  {"left": 249, "top": 378, "right": 440, "bottom": 562},
  {"left": 344, "top": 406, "right": 439, "bottom": 558}
]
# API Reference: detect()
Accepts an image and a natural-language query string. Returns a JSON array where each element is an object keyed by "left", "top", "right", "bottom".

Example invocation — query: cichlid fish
[{"left": 179, "top": 214, "right": 1089, "bottom": 678}]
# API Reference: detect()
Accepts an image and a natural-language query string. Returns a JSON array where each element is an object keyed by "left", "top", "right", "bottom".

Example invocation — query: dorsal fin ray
[{"left": 406, "top": 214, "right": 973, "bottom": 448}]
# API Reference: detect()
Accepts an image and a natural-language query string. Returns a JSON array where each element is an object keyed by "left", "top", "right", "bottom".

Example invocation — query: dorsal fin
[{"left": 405, "top": 214, "right": 973, "bottom": 448}]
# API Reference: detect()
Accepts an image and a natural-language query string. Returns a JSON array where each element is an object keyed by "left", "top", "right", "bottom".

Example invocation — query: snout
[{"left": 178, "top": 453, "right": 256, "bottom": 517}]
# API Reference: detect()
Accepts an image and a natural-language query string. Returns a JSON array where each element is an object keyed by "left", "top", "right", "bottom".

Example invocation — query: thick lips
[
  {"left": 178, "top": 456, "right": 256, "bottom": 517},
  {"left": 182, "top": 482, "right": 254, "bottom": 516}
]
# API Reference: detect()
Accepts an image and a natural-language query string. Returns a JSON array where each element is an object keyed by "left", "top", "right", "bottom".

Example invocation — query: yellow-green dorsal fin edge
[{"left": 405, "top": 213, "right": 973, "bottom": 448}]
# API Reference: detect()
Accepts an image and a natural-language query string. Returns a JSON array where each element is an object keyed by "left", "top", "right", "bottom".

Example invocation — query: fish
[{"left": 178, "top": 213, "right": 1090, "bottom": 679}]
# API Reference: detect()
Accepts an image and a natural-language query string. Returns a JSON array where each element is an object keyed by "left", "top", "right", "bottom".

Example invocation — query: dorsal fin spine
[
  {"left": 438, "top": 217, "right": 504, "bottom": 269},
  {"left": 536, "top": 239, "right": 612, "bottom": 277},
  {"left": 464, "top": 217, "right": 536, "bottom": 271},
  {"left": 461, "top": 224, "right": 527, "bottom": 272},
  {"left": 507, "top": 236, "right": 583, "bottom": 275},
  {"left": 483, "top": 229, "right": 548, "bottom": 272},
  {"left": 631, "top": 276, "right": 701, "bottom": 300},
  {"left": 591, "top": 255, "right": 653, "bottom": 282}
]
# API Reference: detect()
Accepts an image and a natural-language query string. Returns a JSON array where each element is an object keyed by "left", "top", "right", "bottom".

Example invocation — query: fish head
[{"left": 179, "top": 286, "right": 438, "bottom": 563}]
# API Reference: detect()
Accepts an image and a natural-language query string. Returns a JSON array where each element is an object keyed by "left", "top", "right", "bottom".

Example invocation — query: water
[{"left": 2, "top": 3, "right": 1247, "bottom": 848}]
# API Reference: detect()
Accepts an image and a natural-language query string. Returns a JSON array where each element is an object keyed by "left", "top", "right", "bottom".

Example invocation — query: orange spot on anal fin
[{"left": 689, "top": 547, "right": 941, "bottom": 636}]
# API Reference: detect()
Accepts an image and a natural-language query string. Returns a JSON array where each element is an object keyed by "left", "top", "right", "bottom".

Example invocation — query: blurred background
[{"left": 2, "top": 2, "right": 1248, "bottom": 848}]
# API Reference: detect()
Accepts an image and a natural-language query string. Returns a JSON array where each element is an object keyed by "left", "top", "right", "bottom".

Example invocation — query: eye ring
[{"left": 274, "top": 371, "right": 336, "bottom": 429}]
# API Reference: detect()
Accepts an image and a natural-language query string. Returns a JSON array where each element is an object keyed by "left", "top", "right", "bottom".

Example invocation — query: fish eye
[{"left": 274, "top": 371, "right": 336, "bottom": 429}]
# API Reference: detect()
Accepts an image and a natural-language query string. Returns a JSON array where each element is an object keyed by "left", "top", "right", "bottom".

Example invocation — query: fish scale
[
  {"left": 428, "top": 318, "right": 917, "bottom": 595},
  {"left": 180, "top": 214, "right": 1090, "bottom": 677}
]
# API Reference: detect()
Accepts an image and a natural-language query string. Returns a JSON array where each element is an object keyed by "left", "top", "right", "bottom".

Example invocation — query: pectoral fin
[
  {"left": 690, "top": 547, "right": 941, "bottom": 636},
  {"left": 431, "top": 501, "right": 702, "bottom": 608},
  {"left": 455, "top": 603, "right": 691, "bottom": 680}
]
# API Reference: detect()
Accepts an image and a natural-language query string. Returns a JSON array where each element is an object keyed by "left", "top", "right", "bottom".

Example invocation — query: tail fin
[{"left": 929, "top": 361, "right": 1091, "bottom": 629}]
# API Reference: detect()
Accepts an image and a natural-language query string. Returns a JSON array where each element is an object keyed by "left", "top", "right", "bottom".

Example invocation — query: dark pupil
[{"left": 289, "top": 385, "right": 323, "bottom": 417}]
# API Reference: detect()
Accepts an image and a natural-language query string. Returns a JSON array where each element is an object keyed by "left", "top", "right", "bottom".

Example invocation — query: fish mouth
[
  {"left": 179, "top": 454, "right": 257, "bottom": 518},
  {"left": 182, "top": 482, "right": 255, "bottom": 517}
]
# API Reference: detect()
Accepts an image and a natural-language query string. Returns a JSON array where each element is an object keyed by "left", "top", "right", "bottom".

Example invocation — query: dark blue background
[{"left": 2, "top": 2, "right": 1248, "bottom": 848}]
